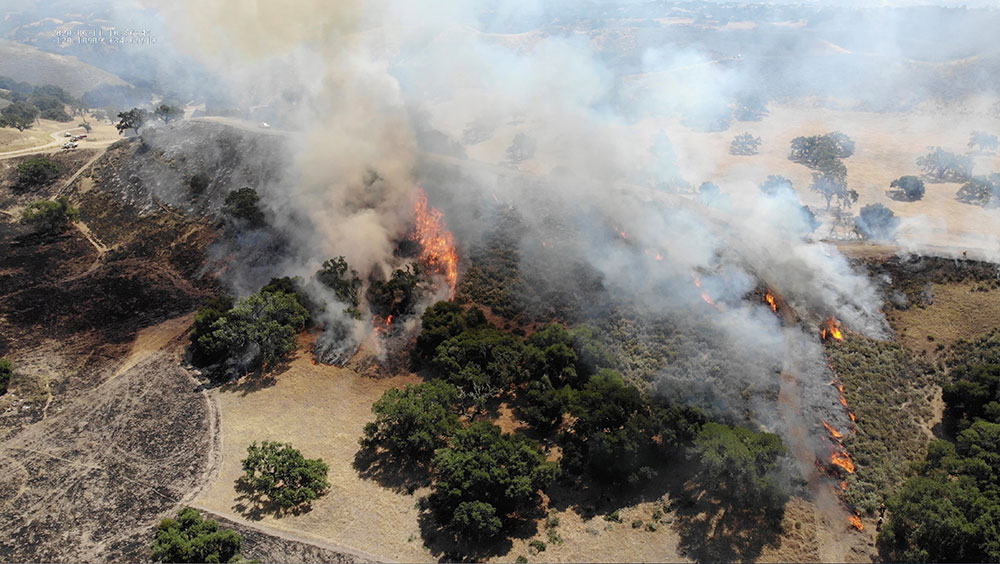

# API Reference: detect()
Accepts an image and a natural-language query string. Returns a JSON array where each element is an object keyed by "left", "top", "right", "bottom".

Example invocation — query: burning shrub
[
  {"left": 315, "top": 256, "right": 362, "bottom": 318},
  {"left": 360, "top": 380, "right": 461, "bottom": 464},
  {"left": 855, "top": 203, "right": 900, "bottom": 241},
  {"left": 366, "top": 264, "right": 421, "bottom": 321}
]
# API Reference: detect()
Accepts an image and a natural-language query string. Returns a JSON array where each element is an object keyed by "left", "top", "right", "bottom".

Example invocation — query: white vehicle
[
  {"left": 63, "top": 132, "right": 72, "bottom": 137},
  {"left": 259, "top": 122, "right": 271, "bottom": 129},
  {"left": 62, "top": 141, "right": 78, "bottom": 149}
]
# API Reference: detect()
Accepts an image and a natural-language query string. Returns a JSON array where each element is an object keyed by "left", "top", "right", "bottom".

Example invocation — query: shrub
[
  {"left": 223, "top": 187, "right": 265, "bottom": 226},
  {"left": 150, "top": 507, "right": 243, "bottom": 563},
  {"left": 360, "top": 380, "right": 461, "bottom": 463},
  {"left": 195, "top": 288, "right": 308, "bottom": 374},
  {"left": 917, "top": 147, "right": 972, "bottom": 182},
  {"left": 889, "top": 175, "right": 926, "bottom": 201},
  {"left": 239, "top": 441, "right": 329, "bottom": 508},
  {"left": 0, "top": 359, "right": 11, "bottom": 394},
  {"left": 956, "top": 174, "right": 1000, "bottom": 208},
  {"left": 855, "top": 203, "right": 900, "bottom": 240},
  {"left": 604, "top": 510, "right": 622, "bottom": 523},
  {"left": 366, "top": 265, "right": 421, "bottom": 320},
  {"left": 528, "top": 540, "right": 547, "bottom": 553},
  {"left": 189, "top": 172, "right": 210, "bottom": 195},
  {"left": 15, "top": 157, "right": 60, "bottom": 189},
  {"left": 21, "top": 196, "right": 79, "bottom": 234},
  {"left": 428, "top": 421, "right": 557, "bottom": 542}
]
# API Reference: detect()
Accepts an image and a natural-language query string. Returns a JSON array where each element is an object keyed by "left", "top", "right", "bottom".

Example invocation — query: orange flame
[
  {"left": 823, "top": 420, "right": 845, "bottom": 440},
  {"left": 849, "top": 513, "right": 864, "bottom": 531},
  {"left": 840, "top": 481, "right": 848, "bottom": 491},
  {"left": 821, "top": 317, "right": 844, "bottom": 340},
  {"left": 413, "top": 188, "right": 458, "bottom": 297},
  {"left": 764, "top": 292, "right": 777, "bottom": 312},
  {"left": 694, "top": 276, "right": 715, "bottom": 306},
  {"left": 831, "top": 451, "right": 856, "bottom": 474}
]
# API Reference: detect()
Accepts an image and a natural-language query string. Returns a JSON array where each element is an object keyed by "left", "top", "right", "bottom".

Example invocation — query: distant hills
[{"left": 0, "top": 39, "right": 128, "bottom": 96}]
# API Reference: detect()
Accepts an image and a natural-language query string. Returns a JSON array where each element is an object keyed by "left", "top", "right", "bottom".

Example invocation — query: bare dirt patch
[{"left": 0, "top": 352, "right": 214, "bottom": 562}]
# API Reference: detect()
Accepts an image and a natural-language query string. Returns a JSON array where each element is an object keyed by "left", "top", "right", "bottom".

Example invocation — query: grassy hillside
[{"left": 0, "top": 39, "right": 128, "bottom": 97}]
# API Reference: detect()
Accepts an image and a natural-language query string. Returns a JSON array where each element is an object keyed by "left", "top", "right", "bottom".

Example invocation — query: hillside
[{"left": 0, "top": 39, "right": 128, "bottom": 96}]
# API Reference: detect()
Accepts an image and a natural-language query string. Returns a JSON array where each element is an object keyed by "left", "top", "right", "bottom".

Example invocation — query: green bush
[
  {"left": 366, "top": 265, "right": 421, "bottom": 320},
  {"left": 21, "top": 196, "right": 79, "bottom": 233},
  {"left": 528, "top": 540, "right": 546, "bottom": 553},
  {"left": 15, "top": 157, "right": 61, "bottom": 189},
  {"left": 239, "top": 441, "right": 329, "bottom": 509},
  {"left": 360, "top": 380, "right": 461, "bottom": 463},
  {"left": 150, "top": 507, "right": 243, "bottom": 563},
  {"left": 690, "top": 422, "right": 788, "bottom": 509},
  {"left": 195, "top": 288, "right": 308, "bottom": 374},
  {"left": 223, "top": 187, "right": 265, "bottom": 226},
  {"left": 428, "top": 421, "right": 557, "bottom": 542}
]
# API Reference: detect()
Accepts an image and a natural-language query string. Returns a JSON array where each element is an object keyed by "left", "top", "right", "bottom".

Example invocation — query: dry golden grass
[{"left": 890, "top": 282, "right": 1000, "bottom": 358}]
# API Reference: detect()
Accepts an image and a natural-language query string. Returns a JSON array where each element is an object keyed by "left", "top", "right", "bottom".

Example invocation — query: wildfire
[
  {"left": 764, "top": 291, "right": 777, "bottom": 312},
  {"left": 694, "top": 276, "right": 716, "bottom": 306},
  {"left": 372, "top": 314, "right": 394, "bottom": 336},
  {"left": 831, "top": 451, "right": 856, "bottom": 474},
  {"left": 849, "top": 513, "right": 864, "bottom": 531},
  {"left": 412, "top": 188, "right": 459, "bottom": 297},
  {"left": 820, "top": 317, "right": 844, "bottom": 341},
  {"left": 822, "top": 420, "right": 845, "bottom": 440}
]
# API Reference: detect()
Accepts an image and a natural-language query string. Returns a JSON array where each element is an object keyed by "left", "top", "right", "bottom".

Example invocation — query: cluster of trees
[
  {"left": 367, "top": 265, "right": 422, "bottom": 321},
  {"left": 239, "top": 441, "right": 329, "bottom": 509},
  {"left": 0, "top": 80, "right": 79, "bottom": 130},
  {"left": 189, "top": 283, "right": 309, "bottom": 375},
  {"left": 0, "top": 359, "right": 11, "bottom": 395},
  {"left": 879, "top": 330, "right": 1000, "bottom": 562},
  {"left": 729, "top": 132, "right": 761, "bottom": 156},
  {"left": 15, "top": 157, "right": 61, "bottom": 191},
  {"left": 360, "top": 301, "right": 787, "bottom": 543},
  {"left": 916, "top": 147, "right": 972, "bottom": 183},
  {"left": 21, "top": 197, "right": 79, "bottom": 235},
  {"left": 788, "top": 132, "right": 858, "bottom": 211},
  {"left": 150, "top": 507, "right": 244, "bottom": 563},
  {"left": 956, "top": 174, "right": 1000, "bottom": 208}
]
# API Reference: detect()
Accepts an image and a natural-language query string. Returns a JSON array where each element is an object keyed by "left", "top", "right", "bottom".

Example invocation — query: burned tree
[{"left": 729, "top": 132, "right": 761, "bottom": 156}]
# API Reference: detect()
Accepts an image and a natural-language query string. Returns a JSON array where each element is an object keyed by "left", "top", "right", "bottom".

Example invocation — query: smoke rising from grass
[{"left": 149, "top": 1, "right": 1000, "bottom": 439}]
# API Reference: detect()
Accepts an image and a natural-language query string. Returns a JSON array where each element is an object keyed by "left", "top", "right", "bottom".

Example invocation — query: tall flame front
[{"left": 412, "top": 188, "right": 458, "bottom": 297}]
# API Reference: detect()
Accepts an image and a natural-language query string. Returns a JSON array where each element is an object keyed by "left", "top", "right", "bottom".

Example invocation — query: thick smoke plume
[{"left": 148, "top": 0, "right": 987, "bottom": 441}]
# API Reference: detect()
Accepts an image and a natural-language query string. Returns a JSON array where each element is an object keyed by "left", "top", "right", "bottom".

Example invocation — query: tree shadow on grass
[
  {"left": 352, "top": 446, "right": 432, "bottom": 494},
  {"left": 670, "top": 488, "right": 785, "bottom": 563},
  {"left": 232, "top": 477, "right": 315, "bottom": 521},
  {"left": 415, "top": 504, "right": 544, "bottom": 563}
]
